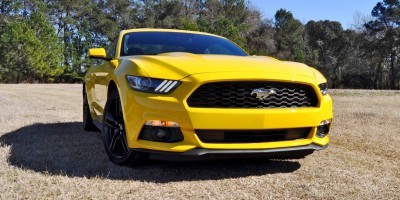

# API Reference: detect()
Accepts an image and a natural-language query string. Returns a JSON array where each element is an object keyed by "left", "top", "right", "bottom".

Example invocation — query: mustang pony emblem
[{"left": 251, "top": 88, "right": 277, "bottom": 100}]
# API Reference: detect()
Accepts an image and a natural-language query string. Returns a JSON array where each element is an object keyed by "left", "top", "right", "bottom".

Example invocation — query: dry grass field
[{"left": 0, "top": 84, "right": 399, "bottom": 199}]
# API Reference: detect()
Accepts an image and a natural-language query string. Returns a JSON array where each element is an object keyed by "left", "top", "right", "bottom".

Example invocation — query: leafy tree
[
  {"left": 245, "top": 18, "right": 276, "bottom": 55},
  {"left": 365, "top": 0, "right": 400, "bottom": 89},
  {"left": 0, "top": 1, "right": 63, "bottom": 83},
  {"left": 305, "top": 20, "right": 354, "bottom": 88},
  {"left": 274, "top": 9, "right": 306, "bottom": 62},
  {"left": 196, "top": 0, "right": 249, "bottom": 47},
  {"left": 0, "top": 0, "right": 399, "bottom": 89}
]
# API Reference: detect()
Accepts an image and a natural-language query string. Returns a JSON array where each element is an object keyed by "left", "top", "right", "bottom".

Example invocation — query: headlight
[
  {"left": 318, "top": 83, "right": 328, "bottom": 95},
  {"left": 126, "top": 75, "right": 180, "bottom": 94}
]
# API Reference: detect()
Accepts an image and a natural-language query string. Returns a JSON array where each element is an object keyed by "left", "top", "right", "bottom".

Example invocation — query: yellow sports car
[{"left": 83, "top": 28, "right": 333, "bottom": 165}]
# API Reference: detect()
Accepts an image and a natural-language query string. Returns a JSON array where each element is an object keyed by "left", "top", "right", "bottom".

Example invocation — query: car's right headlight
[{"left": 126, "top": 75, "right": 180, "bottom": 94}]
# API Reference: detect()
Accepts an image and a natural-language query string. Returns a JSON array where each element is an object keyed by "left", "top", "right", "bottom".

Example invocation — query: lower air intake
[{"left": 196, "top": 128, "right": 312, "bottom": 143}]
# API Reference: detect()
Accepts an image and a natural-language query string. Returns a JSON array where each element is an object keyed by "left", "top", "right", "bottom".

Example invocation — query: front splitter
[{"left": 134, "top": 143, "right": 329, "bottom": 161}]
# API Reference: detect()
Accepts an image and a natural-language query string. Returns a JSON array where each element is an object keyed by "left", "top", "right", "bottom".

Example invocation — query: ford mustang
[{"left": 83, "top": 29, "right": 333, "bottom": 165}]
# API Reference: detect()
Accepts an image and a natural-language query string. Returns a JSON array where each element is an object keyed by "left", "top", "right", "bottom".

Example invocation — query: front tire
[{"left": 102, "top": 89, "right": 145, "bottom": 165}]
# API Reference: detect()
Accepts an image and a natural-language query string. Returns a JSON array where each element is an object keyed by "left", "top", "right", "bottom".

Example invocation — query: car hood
[{"left": 123, "top": 53, "right": 315, "bottom": 80}]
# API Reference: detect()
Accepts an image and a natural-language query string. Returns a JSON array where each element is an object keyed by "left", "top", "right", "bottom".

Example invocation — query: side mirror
[{"left": 88, "top": 48, "right": 107, "bottom": 60}]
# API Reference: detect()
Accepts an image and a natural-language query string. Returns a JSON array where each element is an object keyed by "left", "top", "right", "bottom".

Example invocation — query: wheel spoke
[
  {"left": 109, "top": 130, "right": 119, "bottom": 152},
  {"left": 120, "top": 135, "right": 129, "bottom": 153},
  {"left": 104, "top": 94, "right": 129, "bottom": 158},
  {"left": 105, "top": 113, "right": 119, "bottom": 125},
  {"left": 104, "top": 121, "right": 118, "bottom": 129}
]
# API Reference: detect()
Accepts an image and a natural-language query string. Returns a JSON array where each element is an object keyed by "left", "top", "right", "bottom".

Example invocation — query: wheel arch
[
  {"left": 108, "top": 80, "right": 118, "bottom": 98},
  {"left": 82, "top": 82, "right": 87, "bottom": 95}
]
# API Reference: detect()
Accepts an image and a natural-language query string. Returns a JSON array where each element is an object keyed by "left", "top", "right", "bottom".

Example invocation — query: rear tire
[
  {"left": 102, "top": 89, "right": 146, "bottom": 165},
  {"left": 83, "top": 85, "right": 99, "bottom": 131}
]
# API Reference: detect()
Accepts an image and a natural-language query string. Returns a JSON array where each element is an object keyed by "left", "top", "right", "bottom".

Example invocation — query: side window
[{"left": 106, "top": 37, "right": 118, "bottom": 59}]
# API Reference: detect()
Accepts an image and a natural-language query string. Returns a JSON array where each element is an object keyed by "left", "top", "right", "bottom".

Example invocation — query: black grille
[
  {"left": 196, "top": 128, "right": 311, "bottom": 143},
  {"left": 187, "top": 81, "right": 318, "bottom": 108}
]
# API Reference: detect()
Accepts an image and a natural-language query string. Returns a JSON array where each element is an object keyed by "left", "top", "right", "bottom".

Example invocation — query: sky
[{"left": 249, "top": 0, "right": 378, "bottom": 29}]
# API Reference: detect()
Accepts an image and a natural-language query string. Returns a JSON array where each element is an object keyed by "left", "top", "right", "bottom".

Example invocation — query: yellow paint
[
  {"left": 84, "top": 28, "right": 333, "bottom": 153},
  {"left": 87, "top": 48, "right": 106, "bottom": 59}
]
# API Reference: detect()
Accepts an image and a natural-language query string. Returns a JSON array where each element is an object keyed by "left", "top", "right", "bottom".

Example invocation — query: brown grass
[{"left": 0, "top": 84, "right": 399, "bottom": 199}]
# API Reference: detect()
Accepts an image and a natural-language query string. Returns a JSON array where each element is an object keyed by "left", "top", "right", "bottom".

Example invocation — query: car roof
[{"left": 119, "top": 28, "right": 225, "bottom": 39}]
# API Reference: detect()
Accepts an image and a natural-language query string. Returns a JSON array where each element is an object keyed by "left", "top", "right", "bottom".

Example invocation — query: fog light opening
[
  {"left": 316, "top": 119, "right": 332, "bottom": 138},
  {"left": 155, "top": 128, "right": 168, "bottom": 139},
  {"left": 140, "top": 121, "right": 184, "bottom": 143}
]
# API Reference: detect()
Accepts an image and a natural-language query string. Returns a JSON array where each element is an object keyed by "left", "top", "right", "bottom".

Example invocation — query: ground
[{"left": 0, "top": 84, "right": 399, "bottom": 199}]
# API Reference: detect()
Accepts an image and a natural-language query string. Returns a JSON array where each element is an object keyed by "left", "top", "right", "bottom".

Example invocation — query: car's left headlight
[
  {"left": 318, "top": 83, "right": 328, "bottom": 95},
  {"left": 126, "top": 75, "right": 180, "bottom": 94}
]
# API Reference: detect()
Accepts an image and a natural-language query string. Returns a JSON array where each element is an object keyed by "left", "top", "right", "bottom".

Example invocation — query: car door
[{"left": 92, "top": 37, "right": 118, "bottom": 122}]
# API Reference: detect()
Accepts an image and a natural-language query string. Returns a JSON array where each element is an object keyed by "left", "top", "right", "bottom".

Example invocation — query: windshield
[{"left": 120, "top": 32, "right": 248, "bottom": 56}]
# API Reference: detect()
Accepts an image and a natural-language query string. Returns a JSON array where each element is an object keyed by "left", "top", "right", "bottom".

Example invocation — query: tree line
[{"left": 0, "top": 0, "right": 399, "bottom": 89}]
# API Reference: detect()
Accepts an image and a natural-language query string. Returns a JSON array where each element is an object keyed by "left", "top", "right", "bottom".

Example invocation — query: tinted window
[{"left": 120, "top": 32, "right": 248, "bottom": 56}]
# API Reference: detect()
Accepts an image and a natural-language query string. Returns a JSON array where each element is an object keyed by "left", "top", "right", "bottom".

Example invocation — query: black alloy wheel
[{"left": 103, "top": 89, "right": 145, "bottom": 165}]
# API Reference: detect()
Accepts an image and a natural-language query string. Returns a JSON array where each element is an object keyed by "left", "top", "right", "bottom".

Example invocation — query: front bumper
[{"left": 119, "top": 72, "right": 333, "bottom": 153}]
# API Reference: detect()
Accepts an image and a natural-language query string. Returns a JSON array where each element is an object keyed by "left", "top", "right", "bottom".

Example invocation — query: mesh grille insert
[{"left": 187, "top": 81, "right": 318, "bottom": 108}]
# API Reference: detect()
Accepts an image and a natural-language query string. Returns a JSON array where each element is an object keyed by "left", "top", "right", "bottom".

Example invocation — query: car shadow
[{"left": 0, "top": 122, "right": 301, "bottom": 182}]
